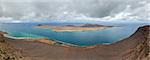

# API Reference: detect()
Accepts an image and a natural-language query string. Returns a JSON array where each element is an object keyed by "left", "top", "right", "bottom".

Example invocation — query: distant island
[{"left": 35, "top": 24, "right": 113, "bottom": 32}]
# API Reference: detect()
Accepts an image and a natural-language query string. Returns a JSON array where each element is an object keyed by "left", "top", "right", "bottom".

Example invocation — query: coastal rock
[
  {"left": 0, "top": 32, "right": 7, "bottom": 42},
  {"left": 0, "top": 32, "right": 23, "bottom": 60}
]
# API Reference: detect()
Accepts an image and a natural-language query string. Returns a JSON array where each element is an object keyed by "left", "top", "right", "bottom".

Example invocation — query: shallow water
[{"left": 0, "top": 23, "right": 149, "bottom": 46}]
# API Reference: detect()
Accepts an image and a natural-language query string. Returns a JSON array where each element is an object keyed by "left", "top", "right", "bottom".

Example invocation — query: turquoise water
[{"left": 0, "top": 23, "right": 148, "bottom": 46}]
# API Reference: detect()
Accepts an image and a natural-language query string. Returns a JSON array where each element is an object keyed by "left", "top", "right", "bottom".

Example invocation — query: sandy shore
[
  {"left": 0, "top": 25, "right": 149, "bottom": 60},
  {"left": 24, "top": 38, "right": 56, "bottom": 45}
]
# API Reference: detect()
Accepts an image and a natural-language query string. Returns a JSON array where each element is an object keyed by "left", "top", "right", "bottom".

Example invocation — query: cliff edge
[
  {"left": 0, "top": 32, "right": 23, "bottom": 60},
  {"left": 113, "top": 25, "right": 150, "bottom": 60}
]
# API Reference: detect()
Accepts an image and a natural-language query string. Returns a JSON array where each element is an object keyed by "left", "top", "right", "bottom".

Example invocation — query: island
[
  {"left": 0, "top": 25, "right": 149, "bottom": 60},
  {"left": 35, "top": 24, "right": 113, "bottom": 32}
]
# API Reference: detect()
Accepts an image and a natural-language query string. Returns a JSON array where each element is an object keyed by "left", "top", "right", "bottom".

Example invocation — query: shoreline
[
  {"left": 1, "top": 31, "right": 112, "bottom": 49},
  {"left": 0, "top": 24, "right": 141, "bottom": 48},
  {"left": 0, "top": 25, "right": 149, "bottom": 60},
  {"left": 0, "top": 25, "right": 143, "bottom": 48},
  {"left": 3, "top": 34, "right": 103, "bottom": 48},
  {"left": 3, "top": 33, "right": 87, "bottom": 47},
  {"left": 2, "top": 31, "right": 112, "bottom": 47}
]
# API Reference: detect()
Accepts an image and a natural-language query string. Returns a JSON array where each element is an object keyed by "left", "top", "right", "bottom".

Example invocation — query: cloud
[{"left": 0, "top": 0, "right": 149, "bottom": 23}]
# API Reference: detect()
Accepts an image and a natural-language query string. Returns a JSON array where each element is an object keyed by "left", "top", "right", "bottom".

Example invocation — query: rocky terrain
[
  {"left": 79, "top": 24, "right": 112, "bottom": 27},
  {"left": 0, "top": 32, "right": 23, "bottom": 60},
  {"left": 0, "top": 25, "right": 149, "bottom": 60}
]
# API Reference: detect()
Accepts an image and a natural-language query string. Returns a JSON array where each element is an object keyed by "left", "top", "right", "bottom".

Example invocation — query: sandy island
[{"left": 35, "top": 24, "right": 113, "bottom": 32}]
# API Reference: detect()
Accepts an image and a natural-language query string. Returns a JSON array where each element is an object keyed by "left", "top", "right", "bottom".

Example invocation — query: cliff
[
  {"left": 0, "top": 25, "right": 149, "bottom": 60},
  {"left": 0, "top": 32, "right": 23, "bottom": 60},
  {"left": 113, "top": 25, "right": 150, "bottom": 60}
]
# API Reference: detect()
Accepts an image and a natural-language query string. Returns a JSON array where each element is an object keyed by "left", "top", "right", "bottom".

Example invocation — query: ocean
[{"left": 0, "top": 22, "right": 149, "bottom": 46}]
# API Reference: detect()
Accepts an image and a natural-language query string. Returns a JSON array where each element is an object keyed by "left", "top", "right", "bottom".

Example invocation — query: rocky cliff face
[
  {"left": 0, "top": 32, "right": 6, "bottom": 42},
  {"left": 0, "top": 32, "right": 23, "bottom": 60},
  {"left": 121, "top": 25, "right": 150, "bottom": 60}
]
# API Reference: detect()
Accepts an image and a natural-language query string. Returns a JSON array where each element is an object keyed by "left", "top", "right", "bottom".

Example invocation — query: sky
[{"left": 0, "top": 0, "right": 149, "bottom": 23}]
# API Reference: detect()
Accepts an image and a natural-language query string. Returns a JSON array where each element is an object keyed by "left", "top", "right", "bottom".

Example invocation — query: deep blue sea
[{"left": 0, "top": 22, "right": 149, "bottom": 46}]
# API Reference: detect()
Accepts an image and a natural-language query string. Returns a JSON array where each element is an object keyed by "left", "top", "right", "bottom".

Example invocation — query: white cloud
[{"left": 0, "top": 0, "right": 149, "bottom": 23}]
